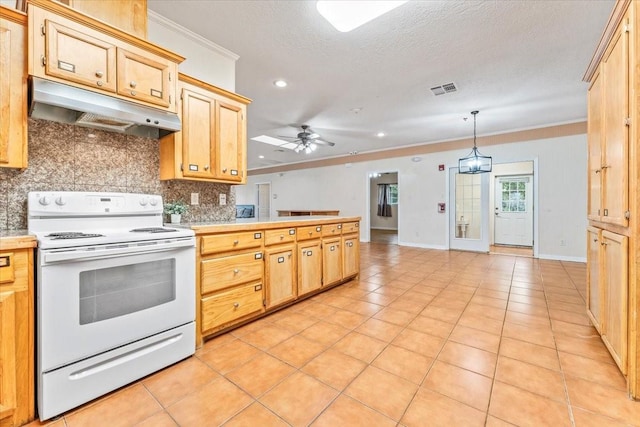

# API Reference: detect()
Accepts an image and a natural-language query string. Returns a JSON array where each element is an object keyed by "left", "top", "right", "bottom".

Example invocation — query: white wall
[
  {"left": 239, "top": 134, "right": 588, "bottom": 261},
  {"left": 370, "top": 173, "right": 399, "bottom": 230},
  {"left": 148, "top": 11, "right": 237, "bottom": 91}
]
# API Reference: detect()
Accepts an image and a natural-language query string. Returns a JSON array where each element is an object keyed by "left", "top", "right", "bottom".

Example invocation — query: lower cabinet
[
  {"left": 323, "top": 237, "right": 343, "bottom": 287},
  {"left": 586, "top": 226, "right": 602, "bottom": 332},
  {"left": 265, "top": 243, "right": 297, "bottom": 308},
  {"left": 195, "top": 218, "right": 360, "bottom": 346},
  {"left": 342, "top": 233, "right": 359, "bottom": 279},
  {"left": 298, "top": 239, "right": 322, "bottom": 296},
  {"left": 586, "top": 227, "right": 629, "bottom": 375},
  {"left": 0, "top": 244, "right": 36, "bottom": 427},
  {"left": 601, "top": 230, "right": 628, "bottom": 374}
]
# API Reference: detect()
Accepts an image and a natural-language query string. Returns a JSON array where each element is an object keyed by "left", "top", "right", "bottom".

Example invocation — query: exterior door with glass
[
  {"left": 449, "top": 169, "right": 490, "bottom": 252},
  {"left": 494, "top": 176, "right": 533, "bottom": 246}
]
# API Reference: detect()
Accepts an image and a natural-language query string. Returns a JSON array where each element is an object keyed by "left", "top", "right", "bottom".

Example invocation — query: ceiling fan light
[
  {"left": 316, "top": 0, "right": 408, "bottom": 32},
  {"left": 305, "top": 147, "right": 312, "bottom": 154},
  {"left": 310, "top": 143, "right": 317, "bottom": 151}
]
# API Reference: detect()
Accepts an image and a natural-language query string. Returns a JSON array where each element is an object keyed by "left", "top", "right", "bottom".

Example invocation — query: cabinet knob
[
  {"left": 96, "top": 81, "right": 103, "bottom": 87},
  {"left": 223, "top": 168, "right": 228, "bottom": 173},
  {"left": 309, "top": 232, "right": 313, "bottom": 235},
  {"left": 130, "top": 90, "right": 137, "bottom": 96},
  {"left": 280, "top": 235, "right": 284, "bottom": 240},
  {"left": 130, "top": 81, "right": 137, "bottom": 88},
  {"left": 233, "top": 302, "right": 240, "bottom": 309},
  {"left": 95, "top": 71, "right": 103, "bottom": 78},
  {"left": 593, "top": 238, "right": 598, "bottom": 242},
  {"left": 204, "top": 165, "right": 210, "bottom": 171},
  {"left": 233, "top": 240, "right": 239, "bottom": 245},
  {"left": 601, "top": 242, "right": 608, "bottom": 246},
  {"left": 594, "top": 169, "right": 601, "bottom": 174},
  {"left": 234, "top": 269, "right": 239, "bottom": 274}
]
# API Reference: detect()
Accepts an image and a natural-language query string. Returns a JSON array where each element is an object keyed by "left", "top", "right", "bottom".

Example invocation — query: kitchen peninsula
[{"left": 186, "top": 216, "right": 360, "bottom": 346}]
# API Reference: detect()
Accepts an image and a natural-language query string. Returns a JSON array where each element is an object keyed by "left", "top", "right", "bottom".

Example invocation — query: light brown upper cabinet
[
  {"left": 587, "top": 8, "right": 630, "bottom": 227},
  {"left": 28, "top": 0, "right": 182, "bottom": 113},
  {"left": 55, "top": 0, "right": 148, "bottom": 38},
  {"left": 0, "top": 6, "right": 28, "bottom": 169},
  {"left": 160, "top": 74, "right": 251, "bottom": 184}
]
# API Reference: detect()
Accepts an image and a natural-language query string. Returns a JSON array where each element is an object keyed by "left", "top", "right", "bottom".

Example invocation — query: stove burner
[
  {"left": 130, "top": 227, "right": 178, "bottom": 233},
  {"left": 45, "top": 232, "right": 105, "bottom": 240}
]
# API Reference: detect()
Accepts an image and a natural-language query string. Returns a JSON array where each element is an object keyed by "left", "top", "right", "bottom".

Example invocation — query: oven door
[{"left": 38, "top": 238, "right": 195, "bottom": 372}]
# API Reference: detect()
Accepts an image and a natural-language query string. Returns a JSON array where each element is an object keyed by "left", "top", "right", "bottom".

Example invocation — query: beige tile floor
[{"left": 27, "top": 243, "right": 640, "bottom": 427}]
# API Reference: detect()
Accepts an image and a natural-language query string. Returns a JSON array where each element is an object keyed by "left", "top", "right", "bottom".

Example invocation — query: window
[
  {"left": 389, "top": 184, "right": 398, "bottom": 205},
  {"left": 500, "top": 178, "right": 527, "bottom": 212}
]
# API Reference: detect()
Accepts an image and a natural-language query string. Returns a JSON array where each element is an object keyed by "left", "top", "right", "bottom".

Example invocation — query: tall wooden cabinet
[
  {"left": 584, "top": 0, "right": 638, "bottom": 398},
  {"left": 0, "top": 6, "right": 28, "bottom": 169},
  {"left": 160, "top": 73, "right": 250, "bottom": 184},
  {"left": 0, "top": 237, "right": 37, "bottom": 427}
]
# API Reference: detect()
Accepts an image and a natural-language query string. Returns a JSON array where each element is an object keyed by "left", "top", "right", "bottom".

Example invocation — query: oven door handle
[{"left": 43, "top": 238, "right": 195, "bottom": 263}]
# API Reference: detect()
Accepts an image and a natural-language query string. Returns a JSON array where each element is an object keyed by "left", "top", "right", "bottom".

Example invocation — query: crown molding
[{"left": 147, "top": 10, "right": 239, "bottom": 62}]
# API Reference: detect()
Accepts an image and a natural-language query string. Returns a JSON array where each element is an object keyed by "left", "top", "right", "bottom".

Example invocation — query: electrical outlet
[
  {"left": 190, "top": 193, "right": 199, "bottom": 205},
  {"left": 219, "top": 193, "right": 227, "bottom": 205}
]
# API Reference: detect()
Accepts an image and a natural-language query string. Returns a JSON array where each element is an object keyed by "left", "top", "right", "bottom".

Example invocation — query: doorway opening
[
  {"left": 369, "top": 171, "right": 398, "bottom": 244},
  {"left": 255, "top": 182, "right": 271, "bottom": 219}
]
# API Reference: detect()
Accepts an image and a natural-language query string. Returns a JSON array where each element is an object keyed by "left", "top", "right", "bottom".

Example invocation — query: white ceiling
[{"left": 147, "top": 0, "right": 614, "bottom": 171}]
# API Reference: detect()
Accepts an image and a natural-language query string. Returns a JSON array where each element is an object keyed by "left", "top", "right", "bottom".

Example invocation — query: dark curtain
[{"left": 377, "top": 184, "right": 392, "bottom": 217}]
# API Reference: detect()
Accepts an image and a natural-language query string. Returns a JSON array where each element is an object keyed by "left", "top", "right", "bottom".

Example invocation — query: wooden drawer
[
  {"left": 201, "top": 231, "right": 263, "bottom": 255},
  {"left": 297, "top": 225, "right": 323, "bottom": 241},
  {"left": 200, "top": 282, "right": 264, "bottom": 332},
  {"left": 201, "top": 252, "right": 263, "bottom": 294},
  {"left": 264, "top": 228, "right": 296, "bottom": 246},
  {"left": 322, "top": 223, "right": 342, "bottom": 237},
  {"left": 0, "top": 252, "right": 15, "bottom": 284},
  {"left": 342, "top": 221, "right": 359, "bottom": 234}
]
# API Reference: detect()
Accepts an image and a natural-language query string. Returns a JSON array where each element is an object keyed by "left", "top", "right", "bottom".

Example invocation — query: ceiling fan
[{"left": 280, "top": 125, "right": 335, "bottom": 154}]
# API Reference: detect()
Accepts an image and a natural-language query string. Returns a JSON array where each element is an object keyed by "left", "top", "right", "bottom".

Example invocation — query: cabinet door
[
  {"left": 181, "top": 88, "right": 216, "bottom": 179},
  {"left": 117, "top": 47, "right": 172, "bottom": 108},
  {"left": 0, "top": 10, "right": 28, "bottom": 169},
  {"left": 0, "top": 249, "right": 35, "bottom": 426},
  {"left": 298, "top": 240, "right": 322, "bottom": 296},
  {"left": 44, "top": 18, "right": 116, "bottom": 92},
  {"left": 601, "top": 20, "right": 629, "bottom": 227},
  {"left": 265, "top": 244, "right": 296, "bottom": 308},
  {"left": 601, "top": 230, "right": 628, "bottom": 374},
  {"left": 215, "top": 99, "right": 245, "bottom": 182},
  {"left": 322, "top": 237, "right": 342, "bottom": 287},
  {"left": 586, "top": 227, "right": 602, "bottom": 332},
  {"left": 342, "top": 234, "right": 359, "bottom": 279},
  {"left": 587, "top": 70, "right": 602, "bottom": 221}
]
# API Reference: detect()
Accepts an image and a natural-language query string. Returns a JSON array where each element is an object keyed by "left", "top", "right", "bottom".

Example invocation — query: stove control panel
[{"left": 28, "top": 192, "right": 164, "bottom": 217}]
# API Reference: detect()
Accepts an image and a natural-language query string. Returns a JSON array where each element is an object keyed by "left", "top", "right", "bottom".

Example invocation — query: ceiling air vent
[{"left": 430, "top": 82, "right": 458, "bottom": 96}]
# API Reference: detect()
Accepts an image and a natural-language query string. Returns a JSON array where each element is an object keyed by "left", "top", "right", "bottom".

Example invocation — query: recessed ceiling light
[
  {"left": 258, "top": 155, "right": 265, "bottom": 159},
  {"left": 412, "top": 157, "right": 423, "bottom": 162},
  {"left": 316, "top": 0, "right": 408, "bottom": 32},
  {"left": 273, "top": 80, "right": 287, "bottom": 88},
  {"left": 376, "top": 132, "right": 385, "bottom": 137}
]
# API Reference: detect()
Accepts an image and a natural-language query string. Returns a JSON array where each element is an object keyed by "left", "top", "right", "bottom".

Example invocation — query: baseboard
[
  {"left": 397, "top": 241, "right": 448, "bottom": 250},
  {"left": 537, "top": 253, "right": 587, "bottom": 263},
  {"left": 370, "top": 227, "right": 398, "bottom": 231}
]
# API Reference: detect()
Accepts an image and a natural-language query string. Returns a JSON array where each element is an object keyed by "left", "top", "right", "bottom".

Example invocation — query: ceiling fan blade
[
  {"left": 277, "top": 135, "right": 298, "bottom": 139},
  {"left": 314, "top": 139, "right": 335, "bottom": 147}
]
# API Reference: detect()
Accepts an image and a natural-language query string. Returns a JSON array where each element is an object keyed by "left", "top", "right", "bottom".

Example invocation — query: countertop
[
  {"left": 173, "top": 215, "right": 361, "bottom": 234},
  {"left": 0, "top": 230, "right": 37, "bottom": 249}
]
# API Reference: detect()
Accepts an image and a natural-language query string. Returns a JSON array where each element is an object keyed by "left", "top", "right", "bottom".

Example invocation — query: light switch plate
[
  {"left": 190, "top": 193, "right": 199, "bottom": 205},
  {"left": 219, "top": 193, "right": 227, "bottom": 205}
]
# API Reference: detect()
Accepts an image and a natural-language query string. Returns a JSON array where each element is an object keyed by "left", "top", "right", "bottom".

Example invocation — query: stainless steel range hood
[{"left": 29, "top": 77, "right": 181, "bottom": 138}]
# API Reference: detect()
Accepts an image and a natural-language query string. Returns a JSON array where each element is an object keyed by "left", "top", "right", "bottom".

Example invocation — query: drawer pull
[
  {"left": 97, "top": 81, "right": 103, "bottom": 87},
  {"left": 309, "top": 232, "right": 313, "bottom": 235},
  {"left": 234, "top": 269, "right": 239, "bottom": 274},
  {"left": 233, "top": 302, "right": 240, "bottom": 309},
  {"left": 130, "top": 81, "right": 137, "bottom": 88},
  {"left": 95, "top": 70, "right": 103, "bottom": 78},
  {"left": 280, "top": 235, "right": 284, "bottom": 240},
  {"left": 0, "top": 255, "right": 10, "bottom": 267},
  {"left": 130, "top": 90, "right": 137, "bottom": 96},
  {"left": 233, "top": 240, "right": 239, "bottom": 245},
  {"left": 204, "top": 165, "right": 210, "bottom": 171}
]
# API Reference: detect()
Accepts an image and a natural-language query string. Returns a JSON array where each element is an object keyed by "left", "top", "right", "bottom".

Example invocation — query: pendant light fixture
[{"left": 458, "top": 110, "right": 492, "bottom": 174}]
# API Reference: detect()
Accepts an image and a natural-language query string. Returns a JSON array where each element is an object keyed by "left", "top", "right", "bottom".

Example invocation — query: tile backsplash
[{"left": 0, "top": 119, "right": 236, "bottom": 230}]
